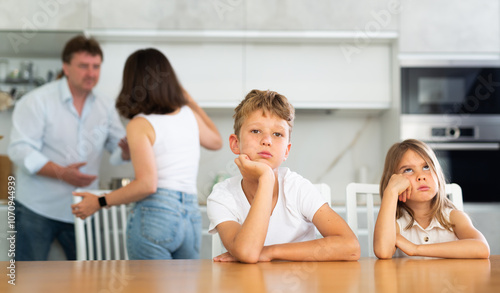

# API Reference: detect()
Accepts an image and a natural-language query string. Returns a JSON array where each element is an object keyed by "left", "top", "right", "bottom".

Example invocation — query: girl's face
[{"left": 397, "top": 149, "right": 439, "bottom": 203}]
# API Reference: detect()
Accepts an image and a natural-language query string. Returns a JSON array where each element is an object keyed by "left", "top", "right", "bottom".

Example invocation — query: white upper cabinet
[
  {"left": 245, "top": 43, "right": 392, "bottom": 108},
  {"left": 0, "top": 0, "right": 89, "bottom": 30},
  {"left": 399, "top": 0, "right": 500, "bottom": 54},
  {"left": 94, "top": 42, "right": 244, "bottom": 108}
]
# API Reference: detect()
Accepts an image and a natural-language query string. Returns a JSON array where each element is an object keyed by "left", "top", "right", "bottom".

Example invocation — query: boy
[{"left": 207, "top": 89, "right": 360, "bottom": 263}]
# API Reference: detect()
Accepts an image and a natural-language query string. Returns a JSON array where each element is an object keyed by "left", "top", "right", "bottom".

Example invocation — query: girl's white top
[{"left": 395, "top": 207, "right": 459, "bottom": 257}]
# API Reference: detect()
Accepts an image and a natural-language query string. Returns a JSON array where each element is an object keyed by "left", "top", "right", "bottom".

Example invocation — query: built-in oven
[{"left": 401, "top": 62, "right": 500, "bottom": 203}]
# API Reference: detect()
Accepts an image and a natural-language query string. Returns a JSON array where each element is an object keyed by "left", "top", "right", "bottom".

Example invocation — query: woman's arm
[
  {"left": 72, "top": 117, "right": 158, "bottom": 219},
  {"left": 183, "top": 89, "right": 223, "bottom": 150},
  {"left": 373, "top": 174, "right": 411, "bottom": 259},
  {"left": 396, "top": 210, "right": 490, "bottom": 259}
]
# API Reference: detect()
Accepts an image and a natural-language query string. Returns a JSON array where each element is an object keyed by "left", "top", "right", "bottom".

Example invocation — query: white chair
[
  {"left": 446, "top": 183, "right": 463, "bottom": 211},
  {"left": 211, "top": 183, "right": 332, "bottom": 258},
  {"left": 345, "top": 183, "right": 379, "bottom": 257},
  {"left": 345, "top": 182, "right": 464, "bottom": 257},
  {"left": 73, "top": 190, "right": 129, "bottom": 260}
]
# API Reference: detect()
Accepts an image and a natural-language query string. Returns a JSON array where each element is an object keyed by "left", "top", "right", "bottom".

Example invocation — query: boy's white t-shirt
[{"left": 207, "top": 167, "right": 327, "bottom": 246}]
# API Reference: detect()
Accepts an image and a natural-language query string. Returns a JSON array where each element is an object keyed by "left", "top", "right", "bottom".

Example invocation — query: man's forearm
[
  {"left": 37, "top": 161, "right": 65, "bottom": 180},
  {"left": 36, "top": 161, "right": 97, "bottom": 187}
]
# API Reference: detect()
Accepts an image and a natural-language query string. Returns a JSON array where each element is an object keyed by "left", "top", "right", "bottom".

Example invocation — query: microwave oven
[{"left": 401, "top": 66, "right": 500, "bottom": 115}]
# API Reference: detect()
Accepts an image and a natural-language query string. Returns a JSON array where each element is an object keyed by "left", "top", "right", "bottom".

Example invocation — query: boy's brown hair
[{"left": 233, "top": 89, "right": 295, "bottom": 138}]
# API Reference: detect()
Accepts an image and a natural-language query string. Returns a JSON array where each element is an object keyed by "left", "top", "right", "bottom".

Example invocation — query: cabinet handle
[{"left": 427, "top": 143, "right": 500, "bottom": 151}]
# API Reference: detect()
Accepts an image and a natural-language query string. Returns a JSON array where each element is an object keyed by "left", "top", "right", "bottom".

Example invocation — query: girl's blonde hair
[{"left": 379, "top": 139, "right": 456, "bottom": 231}]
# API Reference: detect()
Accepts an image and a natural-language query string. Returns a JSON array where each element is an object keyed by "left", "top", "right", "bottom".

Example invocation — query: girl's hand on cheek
[{"left": 386, "top": 174, "right": 412, "bottom": 202}]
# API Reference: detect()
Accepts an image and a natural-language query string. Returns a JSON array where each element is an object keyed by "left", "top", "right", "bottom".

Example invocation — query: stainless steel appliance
[{"left": 401, "top": 62, "right": 500, "bottom": 202}]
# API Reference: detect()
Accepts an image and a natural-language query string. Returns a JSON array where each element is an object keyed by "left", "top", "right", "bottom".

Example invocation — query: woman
[{"left": 72, "top": 48, "right": 223, "bottom": 259}]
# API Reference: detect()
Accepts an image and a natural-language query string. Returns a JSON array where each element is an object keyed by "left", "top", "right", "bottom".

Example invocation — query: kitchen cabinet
[
  {"left": 95, "top": 41, "right": 244, "bottom": 108},
  {"left": 92, "top": 37, "right": 394, "bottom": 110},
  {"left": 399, "top": 0, "right": 500, "bottom": 55},
  {"left": 0, "top": 31, "right": 81, "bottom": 58},
  {"left": 245, "top": 43, "right": 392, "bottom": 109},
  {"left": 0, "top": 0, "right": 89, "bottom": 31}
]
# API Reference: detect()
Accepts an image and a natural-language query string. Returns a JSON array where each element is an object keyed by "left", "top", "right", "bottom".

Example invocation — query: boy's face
[{"left": 230, "top": 110, "right": 291, "bottom": 170}]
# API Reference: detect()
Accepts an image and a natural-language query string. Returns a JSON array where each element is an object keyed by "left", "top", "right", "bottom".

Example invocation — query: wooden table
[{"left": 2, "top": 256, "right": 499, "bottom": 292}]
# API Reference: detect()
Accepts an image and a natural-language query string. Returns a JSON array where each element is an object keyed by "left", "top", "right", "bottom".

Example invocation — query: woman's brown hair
[
  {"left": 379, "top": 139, "right": 455, "bottom": 231},
  {"left": 116, "top": 48, "right": 186, "bottom": 119}
]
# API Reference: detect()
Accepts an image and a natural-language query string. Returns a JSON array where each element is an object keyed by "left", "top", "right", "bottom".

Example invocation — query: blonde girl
[{"left": 374, "top": 139, "right": 489, "bottom": 259}]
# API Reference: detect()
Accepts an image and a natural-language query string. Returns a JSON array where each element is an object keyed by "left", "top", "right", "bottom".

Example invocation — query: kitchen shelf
[
  {"left": 85, "top": 29, "right": 398, "bottom": 44},
  {"left": 0, "top": 30, "right": 82, "bottom": 58}
]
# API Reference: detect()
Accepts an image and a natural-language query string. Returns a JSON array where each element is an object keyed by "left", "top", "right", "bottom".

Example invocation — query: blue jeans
[
  {"left": 14, "top": 201, "right": 76, "bottom": 261},
  {"left": 126, "top": 188, "right": 202, "bottom": 260}
]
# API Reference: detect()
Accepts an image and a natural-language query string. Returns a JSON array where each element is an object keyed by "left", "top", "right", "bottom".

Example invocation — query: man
[{"left": 8, "top": 35, "right": 128, "bottom": 261}]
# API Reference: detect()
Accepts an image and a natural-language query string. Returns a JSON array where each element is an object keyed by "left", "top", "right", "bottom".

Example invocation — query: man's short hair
[{"left": 61, "top": 35, "right": 103, "bottom": 64}]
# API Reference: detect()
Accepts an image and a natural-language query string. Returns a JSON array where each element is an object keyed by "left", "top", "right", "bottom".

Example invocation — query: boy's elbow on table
[
  {"left": 231, "top": 248, "right": 260, "bottom": 264},
  {"left": 324, "top": 235, "right": 361, "bottom": 261},
  {"left": 345, "top": 238, "right": 361, "bottom": 261},
  {"left": 228, "top": 242, "right": 264, "bottom": 264}
]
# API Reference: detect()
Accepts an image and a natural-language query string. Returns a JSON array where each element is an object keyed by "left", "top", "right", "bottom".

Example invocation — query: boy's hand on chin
[{"left": 235, "top": 154, "right": 274, "bottom": 183}]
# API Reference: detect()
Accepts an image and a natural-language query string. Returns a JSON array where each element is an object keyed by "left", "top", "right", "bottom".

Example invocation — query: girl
[
  {"left": 72, "top": 48, "right": 223, "bottom": 259},
  {"left": 373, "top": 139, "right": 489, "bottom": 259}
]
